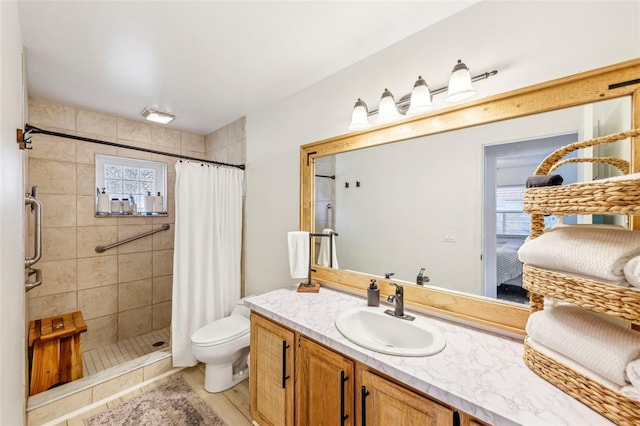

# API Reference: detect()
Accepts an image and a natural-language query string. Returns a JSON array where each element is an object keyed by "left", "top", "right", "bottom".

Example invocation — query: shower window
[{"left": 96, "top": 155, "right": 167, "bottom": 216}]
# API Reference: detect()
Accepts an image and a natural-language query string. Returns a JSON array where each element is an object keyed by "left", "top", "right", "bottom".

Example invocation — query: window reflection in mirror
[{"left": 313, "top": 97, "right": 632, "bottom": 304}]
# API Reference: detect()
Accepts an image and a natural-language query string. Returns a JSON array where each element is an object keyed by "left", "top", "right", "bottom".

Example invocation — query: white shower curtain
[{"left": 171, "top": 161, "right": 244, "bottom": 366}]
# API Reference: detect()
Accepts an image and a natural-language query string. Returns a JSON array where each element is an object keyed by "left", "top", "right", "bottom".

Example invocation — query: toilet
[{"left": 191, "top": 301, "right": 250, "bottom": 393}]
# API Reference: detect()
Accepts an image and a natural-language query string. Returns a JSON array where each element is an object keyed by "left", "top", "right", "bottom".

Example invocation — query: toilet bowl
[{"left": 191, "top": 301, "right": 250, "bottom": 393}]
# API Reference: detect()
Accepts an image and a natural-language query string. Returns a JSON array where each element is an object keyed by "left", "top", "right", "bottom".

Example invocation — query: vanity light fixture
[
  {"left": 348, "top": 60, "right": 497, "bottom": 131},
  {"left": 375, "top": 88, "right": 402, "bottom": 125},
  {"left": 446, "top": 59, "right": 477, "bottom": 103},
  {"left": 406, "top": 76, "right": 433, "bottom": 116},
  {"left": 139, "top": 107, "right": 176, "bottom": 125},
  {"left": 348, "top": 98, "right": 371, "bottom": 131}
]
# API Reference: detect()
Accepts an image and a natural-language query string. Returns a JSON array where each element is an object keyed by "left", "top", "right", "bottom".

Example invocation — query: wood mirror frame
[{"left": 300, "top": 58, "right": 640, "bottom": 336}]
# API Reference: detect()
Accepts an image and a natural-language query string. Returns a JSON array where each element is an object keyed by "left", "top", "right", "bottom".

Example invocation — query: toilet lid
[{"left": 191, "top": 315, "right": 250, "bottom": 346}]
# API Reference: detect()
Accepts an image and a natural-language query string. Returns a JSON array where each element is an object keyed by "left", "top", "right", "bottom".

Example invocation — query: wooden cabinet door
[
  {"left": 296, "top": 336, "right": 354, "bottom": 426},
  {"left": 357, "top": 369, "right": 454, "bottom": 426},
  {"left": 250, "top": 313, "right": 295, "bottom": 426}
]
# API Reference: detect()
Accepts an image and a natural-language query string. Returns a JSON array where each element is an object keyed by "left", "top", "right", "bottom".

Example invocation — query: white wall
[
  {"left": 0, "top": 1, "right": 26, "bottom": 424},
  {"left": 245, "top": 0, "right": 640, "bottom": 295}
]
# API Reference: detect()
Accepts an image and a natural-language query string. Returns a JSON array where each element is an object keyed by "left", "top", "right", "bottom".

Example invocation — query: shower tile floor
[{"left": 82, "top": 327, "right": 170, "bottom": 376}]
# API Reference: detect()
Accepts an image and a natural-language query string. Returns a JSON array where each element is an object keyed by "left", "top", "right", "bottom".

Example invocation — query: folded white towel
[
  {"left": 526, "top": 305, "right": 640, "bottom": 386},
  {"left": 317, "top": 228, "right": 339, "bottom": 269},
  {"left": 627, "top": 359, "right": 640, "bottom": 389},
  {"left": 621, "top": 385, "right": 640, "bottom": 401},
  {"left": 518, "top": 225, "right": 640, "bottom": 284},
  {"left": 287, "top": 231, "right": 309, "bottom": 279},
  {"left": 624, "top": 256, "right": 640, "bottom": 288}
]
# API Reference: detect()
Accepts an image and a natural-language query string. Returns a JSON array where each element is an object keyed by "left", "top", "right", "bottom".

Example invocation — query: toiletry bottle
[
  {"left": 144, "top": 191, "right": 155, "bottom": 214},
  {"left": 154, "top": 191, "right": 164, "bottom": 213},
  {"left": 367, "top": 279, "right": 379, "bottom": 307},
  {"left": 97, "top": 188, "right": 109, "bottom": 214},
  {"left": 129, "top": 194, "right": 137, "bottom": 215},
  {"left": 110, "top": 198, "right": 121, "bottom": 214},
  {"left": 121, "top": 198, "right": 131, "bottom": 214}
]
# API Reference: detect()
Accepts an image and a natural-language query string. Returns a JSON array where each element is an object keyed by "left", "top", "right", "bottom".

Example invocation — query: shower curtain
[{"left": 172, "top": 161, "right": 244, "bottom": 366}]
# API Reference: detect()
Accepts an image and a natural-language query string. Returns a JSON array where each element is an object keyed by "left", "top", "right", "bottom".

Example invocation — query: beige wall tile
[
  {"left": 212, "top": 144, "right": 228, "bottom": 163},
  {"left": 152, "top": 275, "right": 172, "bottom": 303},
  {"left": 118, "top": 251, "right": 152, "bottom": 283},
  {"left": 77, "top": 226, "right": 117, "bottom": 258},
  {"left": 29, "top": 292, "right": 77, "bottom": 321},
  {"left": 39, "top": 194, "right": 77, "bottom": 227},
  {"left": 118, "top": 279, "right": 152, "bottom": 311},
  {"left": 153, "top": 249, "right": 173, "bottom": 277},
  {"left": 29, "top": 134, "right": 77, "bottom": 162},
  {"left": 180, "top": 149, "right": 207, "bottom": 160},
  {"left": 117, "top": 119, "right": 151, "bottom": 145},
  {"left": 151, "top": 126, "right": 180, "bottom": 150},
  {"left": 180, "top": 132, "right": 205, "bottom": 153},
  {"left": 228, "top": 117, "right": 246, "bottom": 144},
  {"left": 118, "top": 306, "right": 152, "bottom": 340},
  {"left": 29, "top": 158, "right": 76, "bottom": 195},
  {"left": 41, "top": 227, "right": 77, "bottom": 262},
  {"left": 116, "top": 225, "right": 152, "bottom": 254},
  {"left": 83, "top": 314, "right": 117, "bottom": 351},
  {"left": 28, "top": 259, "right": 77, "bottom": 298},
  {"left": 116, "top": 215, "right": 153, "bottom": 226},
  {"left": 79, "top": 285, "right": 117, "bottom": 320},
  {"left": 228, "top": 141, "right": 243, "bottom": 165},
  {"left": 152, "top": 301, "right": 171, "bottom": 330},
  {"left": 76, "top": 109, "right": 117, "bottom": 138},
  {"left": 142, "top": 356, "right": 173, "bottom": 381},
  {"left": 27, "top": 388, "right": 92, "bottom": 426},
  {"left": 77, "top": 196, "right": 118, "bottom": 227},
  {"left": 77, "top": 164, "right": 95, "bottom": 196},
  {"left": 115, "top": 146, "right": 152, "bottom": 160},
  {"left": 77, "top": 255, "right": 118, "bottom": 289},
  {"left": 151, "top": 199, "right": 174, "bottom": 224},
  {"left": 77, "top": 143, "right": 117, "bottom": 165},
  {"left": 152, "top": 224, "right": 174, "bottom": 250},
  {"left": 29, "top": 98, "right": 76, "bottom": 131},
  {"left": 92, "top": 368, "right": 144, "bottom": 402}
]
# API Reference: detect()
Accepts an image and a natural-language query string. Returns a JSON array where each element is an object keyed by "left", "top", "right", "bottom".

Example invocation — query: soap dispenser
[{"left": 367, "top": 279, "right": 379, "bottom": 307}]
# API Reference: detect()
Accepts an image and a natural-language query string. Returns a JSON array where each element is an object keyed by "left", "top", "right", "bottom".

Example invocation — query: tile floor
[
  {"left": 82, "top": 328, "right": 170, "bottom": 376},
  {"left": 62, "top": 365, "right": 252, "bottom": 425}
]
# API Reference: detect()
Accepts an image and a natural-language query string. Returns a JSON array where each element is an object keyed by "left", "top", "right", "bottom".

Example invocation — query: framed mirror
[{"left": 300, "top": 58, "right": 640, "bottom": 335}]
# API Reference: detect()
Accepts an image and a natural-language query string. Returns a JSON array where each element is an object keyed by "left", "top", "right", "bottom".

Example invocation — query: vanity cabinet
[
  {"left": 296, "top": 336, "right": 354, "bottom": 426},
  {"left": 250, "top": 313, "right": 295, "bottom": 426},
  {"left": 250, "top": 313, "right": 488, "bottom": 426},
  {"left": 357, "top": 369, "right": 454, "bottom": 426}
]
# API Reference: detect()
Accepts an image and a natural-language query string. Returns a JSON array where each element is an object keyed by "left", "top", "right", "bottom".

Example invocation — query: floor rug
[{"left": 84, "top": 377, "right": 227, "bottom": 426}]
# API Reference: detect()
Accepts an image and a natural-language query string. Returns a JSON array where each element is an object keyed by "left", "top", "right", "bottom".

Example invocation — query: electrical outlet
[{"left": 443, "top": 231, "right": 455, "bottom": 242}]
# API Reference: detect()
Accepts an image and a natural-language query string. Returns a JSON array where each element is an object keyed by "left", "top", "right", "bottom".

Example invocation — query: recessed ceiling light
[{"left": 139, "top": 107, "right": 176, "bottom": 124}]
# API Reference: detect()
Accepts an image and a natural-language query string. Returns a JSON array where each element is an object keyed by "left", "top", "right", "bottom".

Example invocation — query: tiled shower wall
[{"left": 26, "top": 98, "right": 246, "bottom": 352}]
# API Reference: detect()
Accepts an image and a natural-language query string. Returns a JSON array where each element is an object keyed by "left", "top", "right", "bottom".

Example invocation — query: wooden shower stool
[{"left": 28, "top": 311, "right": 87, "bottom": 396}]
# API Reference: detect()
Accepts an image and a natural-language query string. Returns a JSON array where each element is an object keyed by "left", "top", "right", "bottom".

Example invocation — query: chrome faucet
[{"left": 385, "top": 282, "right": 414, "bottom": 321}]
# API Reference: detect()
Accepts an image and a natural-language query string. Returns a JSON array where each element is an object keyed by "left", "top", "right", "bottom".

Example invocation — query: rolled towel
[
  {"left": 287, "top": 231, "right": 309, "bottom": 279},
  {"left": 624, "top": 256, "right": 640, "bottom": 288},
  {"left": 627, "top": 359, "right": 640, "bottom": 389},
  {"left": 526, "top": 305, "right": 640, "bottom": 386},
  {"left": 517, "top": 225, "right": 640, "bottom": 284},
  {"left": 525, "top": 174, "right": 563, "bottom": 188}
]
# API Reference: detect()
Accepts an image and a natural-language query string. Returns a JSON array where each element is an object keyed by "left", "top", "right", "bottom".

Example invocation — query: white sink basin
[{"left": 334, "top": 307, "right": 446, "bottom": 356}]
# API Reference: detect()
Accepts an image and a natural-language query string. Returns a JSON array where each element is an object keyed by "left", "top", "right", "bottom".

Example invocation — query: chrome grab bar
[
  {"left": 25, "top": 268, "right": 42, "bottom": 292},
  {"left": 95, "top": 224, "right": 171, "bottom": 253},
  {"left": 25, "top": 192, "right": 43, "bottom": 267}
]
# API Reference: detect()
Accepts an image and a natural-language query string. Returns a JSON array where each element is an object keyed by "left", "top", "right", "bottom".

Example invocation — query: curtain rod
[{"left": 20, "top": 124, "right": 246, "bottom": 170}]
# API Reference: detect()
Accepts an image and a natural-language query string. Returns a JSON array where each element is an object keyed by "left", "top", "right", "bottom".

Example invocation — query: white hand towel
[
  {"left": 526, "top": 305, "right": 640, "bottom": 386},
  {"left": 518, "top": 225, "right": 640, "bottom": 284},
  {"left": 627, "top": 359, "right": 640, "bottom": 389},
  {"left": 621, "top": 385, "right": 640, "bottom": 401},
  {"left": 624, "top": 256, "right": 640, "bottom": 288},
  {"left": 317, "top": 228, "right": 339, "bottom": 269},
  {"left": 287, "top": 231, "right": 309, "bottom": 279}
]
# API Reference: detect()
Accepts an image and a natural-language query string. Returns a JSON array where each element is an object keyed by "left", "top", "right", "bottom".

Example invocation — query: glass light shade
[
  {"left": 140, "top": 107, "right": 176, "bottom": 124},
  {"left": 348, "top": 98, "right": 371, "bottom": 131},
  {"left": 446, "top": 60, "right": 476, "bottom": 103},
  {"left": 406, "top": 76, "right": 433, "bottom": 116},
  {"left": 375, "top": 88, "right": 401, "bottom": 124}
]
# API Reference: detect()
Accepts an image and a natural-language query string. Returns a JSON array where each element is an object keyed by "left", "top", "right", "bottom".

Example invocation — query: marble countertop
[{"left": 245, "top": 286, "right": 613, "bottom": 426}]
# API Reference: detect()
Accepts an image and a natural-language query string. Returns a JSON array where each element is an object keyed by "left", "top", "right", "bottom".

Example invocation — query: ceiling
[{"left": 17, "top": 1, "right": 479, "bottom": 135}]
